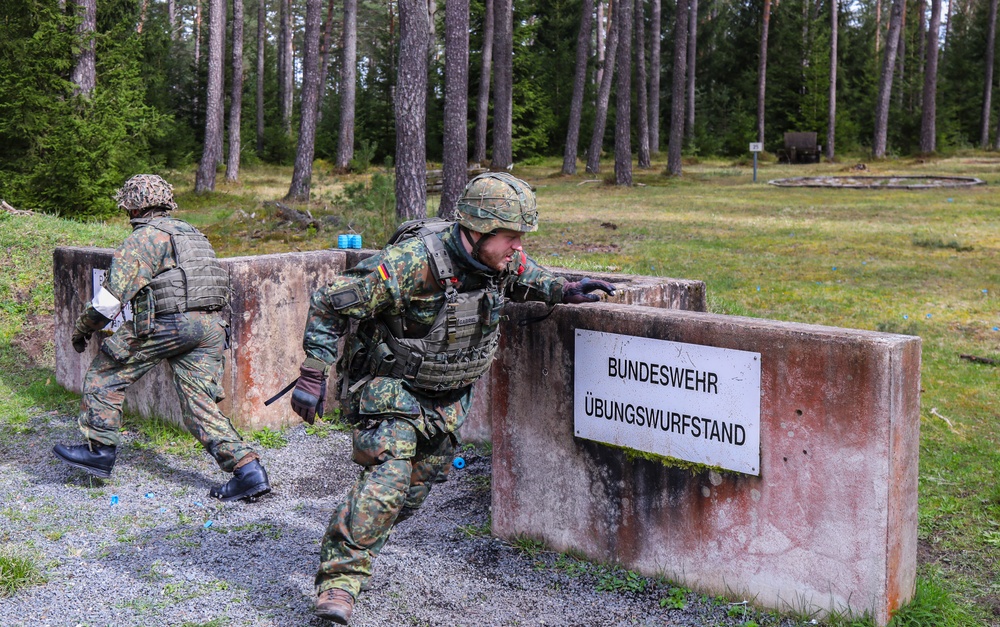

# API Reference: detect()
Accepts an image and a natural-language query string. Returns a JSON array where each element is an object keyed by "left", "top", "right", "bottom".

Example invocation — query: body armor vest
[
  {"left": 347, "top": 221, "right": 508, "bottom": 393},
  {"left": 131, "top": 217, "right": 230, "bottom": 316}
]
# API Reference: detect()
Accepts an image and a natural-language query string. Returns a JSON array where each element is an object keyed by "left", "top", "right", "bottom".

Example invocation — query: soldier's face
[{"left": 476, "top": 229, "right": 524, "bottom": 271}]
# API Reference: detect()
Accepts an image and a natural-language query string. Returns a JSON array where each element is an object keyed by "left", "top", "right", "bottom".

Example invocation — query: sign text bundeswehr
[{"left": 574, "top": 329, "right": 762, "bottom": 475}]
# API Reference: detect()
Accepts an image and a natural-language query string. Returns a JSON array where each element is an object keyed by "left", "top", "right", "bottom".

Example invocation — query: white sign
[
  {"left": 92, "top": 268, "right": 132, "bottom": 332},
  {"left": 574, "top": 330, "right": 761, "bottom": 475},
  {"left": 749, "top": 142, "right": 764, "bottom": 153}
]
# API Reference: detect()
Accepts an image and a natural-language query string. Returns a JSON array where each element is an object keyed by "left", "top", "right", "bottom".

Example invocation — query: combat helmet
[
  {"left": 456, "top": 172, "right": 538, "bottom": 234},
  {"left": 115, "top": 174, "right": 178, "bottom": 214}
]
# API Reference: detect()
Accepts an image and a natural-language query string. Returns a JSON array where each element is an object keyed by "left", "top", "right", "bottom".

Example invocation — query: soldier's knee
[{"left": 351, "top": 417, "right": 418, "bottom": 466}]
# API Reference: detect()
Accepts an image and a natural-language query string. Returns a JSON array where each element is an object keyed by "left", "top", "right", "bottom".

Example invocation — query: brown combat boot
[{"left": 315, "top": 588, "right": 355, "bottom": 624}]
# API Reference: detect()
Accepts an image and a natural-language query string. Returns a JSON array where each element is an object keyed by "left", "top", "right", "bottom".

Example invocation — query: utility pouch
[
  {"left": 133, "top": 287, "right": 156, "bottom": 337},
  {"left": 219, "top": 319, "right": 231, "bottom": 349},
  {"left": 101, "top": 330, "right": 133, "bottom": 363},
  {"left": 369, "top": 342, "right": 398, "bottom": 377},
  {"left": 480, "top": 291, "right": 503, "bottom": 329}
]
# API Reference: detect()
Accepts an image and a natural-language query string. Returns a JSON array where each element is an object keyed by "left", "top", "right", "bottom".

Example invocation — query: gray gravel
[{"left": 0, "top": 411, "right": 802, "bottom": 627}]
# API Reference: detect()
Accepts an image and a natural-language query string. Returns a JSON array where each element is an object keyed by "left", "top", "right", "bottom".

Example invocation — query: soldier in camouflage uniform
[
  {"left": 53, "top": 174, "right": 271, "bottom": 503},
  {"left": 290, "top": 172, "right": 615, "bottom": 624}
]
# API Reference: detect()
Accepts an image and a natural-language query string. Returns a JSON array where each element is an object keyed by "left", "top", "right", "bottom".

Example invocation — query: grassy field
[{"left": 2, "top": 153, "right": 999, "bottom": 624}]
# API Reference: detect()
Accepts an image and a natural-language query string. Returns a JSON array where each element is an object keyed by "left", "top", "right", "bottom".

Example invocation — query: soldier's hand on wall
[
  {"left": 71, "top": 328, "right": 90, "bottom": 353},
  {"left": 562, "top": 278, "right": 616, "bottom": 304},
  {"left": 291, "top": 359, "right": 329, "bottom": 425},
  {"left": 71, "top": 307, "right": 112, "bottom": 353}
]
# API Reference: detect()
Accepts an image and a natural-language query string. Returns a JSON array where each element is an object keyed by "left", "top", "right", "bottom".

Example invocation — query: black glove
[
  {"left": 562, "top": 278, "right": 616, "bottom": 304},
  {"left": 72, "top": 307, "right": 112, "bottom": 353},
  {"left": 290, "top": 360, "right": 329, "bottom": 425}
]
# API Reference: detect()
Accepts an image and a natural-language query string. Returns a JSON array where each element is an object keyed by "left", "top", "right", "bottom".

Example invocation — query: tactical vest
[
  {"left": 131, "top": 217, "right": 230, "bottom": 316},
  {"left": 348, "top": 220, "right": 508, "bottom": 393}
]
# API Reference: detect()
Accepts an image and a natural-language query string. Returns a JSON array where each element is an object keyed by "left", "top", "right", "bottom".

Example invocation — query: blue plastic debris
[
  {"left": 947, "top": 198, "right": 954, "bottom": 202},
  {"left": 145, "top": 492, "right": 154, "bottom": 499},
  {"left": 110, "top": 495, "right": 119, "bottom": 506},
  {"left": 926, "top": 314, "right": 932, "bottom": 319},
  {"left": 903, "top": 315, "right": 909, "bottom": 320},
  {"left": 204, "top": 520, "right": 213, "bottom": 528},
  {"left": 756, "top": 286, "right": 761, "bottom": 292},
  {"left": 452, "top": 457, "right": 466, "bottom": 470},
  {"left": 160, "top": 508, "right": 167, "bottom": 513},
  {"left": 994, "top": 327, "right": 999, "bottom": 332},
  {"left": 194, "top": 501, "right": 204, "bottom": 508},
  {"left": 983, "top": 289, "right": 989, "bottom": 294},
  {"left": 832, "top": 267, "right": 837, "bottom": 271}
]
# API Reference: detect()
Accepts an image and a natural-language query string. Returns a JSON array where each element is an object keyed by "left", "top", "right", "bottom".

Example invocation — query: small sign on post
[{"left": 749, "top": 142, "right": 763, "bottom": 183}]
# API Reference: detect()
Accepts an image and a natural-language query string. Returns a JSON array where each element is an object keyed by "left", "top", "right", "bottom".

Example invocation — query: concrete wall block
[
  {"left": 489, "top": 304, "right": 919, "bottom": 625},
  {"left": 54, "top": 247, "right": 347, "bottom": 430}
]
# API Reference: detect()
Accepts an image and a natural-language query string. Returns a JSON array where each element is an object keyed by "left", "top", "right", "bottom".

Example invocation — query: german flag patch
[{"left": 377, "top": 263, "right": 390, "bottom": 281}]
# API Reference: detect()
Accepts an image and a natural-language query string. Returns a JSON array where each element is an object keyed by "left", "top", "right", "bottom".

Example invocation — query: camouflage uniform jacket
[{"left": 302, "top": 223, "right": 566, "bottom": 417}]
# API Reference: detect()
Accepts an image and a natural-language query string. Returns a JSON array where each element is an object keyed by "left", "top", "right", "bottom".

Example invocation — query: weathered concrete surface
[
  {"left": 489, "top": 304, "right": 919, "bottom": 626},
  {"left": 54, "top": 247, "right": 346, "bottom": 429}
]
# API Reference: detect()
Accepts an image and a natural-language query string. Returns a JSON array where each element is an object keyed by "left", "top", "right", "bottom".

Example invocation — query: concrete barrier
[
  {"left": 54, "top": 248, "right": 704, "bottom": 433},
  {"left": 488, "top": 302, "right": 919, "bottom": 625}
]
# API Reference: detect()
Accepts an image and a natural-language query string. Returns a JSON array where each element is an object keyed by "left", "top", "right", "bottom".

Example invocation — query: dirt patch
[{"left": 11, "top": 313, "right": 54, "bottom": 367}]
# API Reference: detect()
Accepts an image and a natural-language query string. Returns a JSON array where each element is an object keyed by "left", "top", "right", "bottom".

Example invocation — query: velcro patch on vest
[
  {"left": 456, "top": 315, "right": 479, "bottom": 327},
  {"left": 330, "top": 285, "right": 363, "bottom": 309}
]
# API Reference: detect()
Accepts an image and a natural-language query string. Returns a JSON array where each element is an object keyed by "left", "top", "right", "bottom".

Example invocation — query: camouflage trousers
[
  {"left": 79, "top": 311, "right": 255, "bottom": 473},
  {"left": 315, "top": 385, "right": 472, "bottom": 598}
]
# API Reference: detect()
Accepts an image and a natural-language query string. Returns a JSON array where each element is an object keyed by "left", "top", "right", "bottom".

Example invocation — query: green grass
[
  {"left": 0, "top": 545, "right": 46, "bottom": 597},
  {"left": 4, "top": 157, "right": 1000, "bottom": 624}
]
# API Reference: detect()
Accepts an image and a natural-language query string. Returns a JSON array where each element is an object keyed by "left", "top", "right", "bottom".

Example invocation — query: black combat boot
[
  {"left": 209, "top": 459, "right": 271, "bottom": 502},
  {"left": 315, "top": 588, "right": 355, "bottom": 624},
  {"left": 52, "top": 441, "right": 117, "bottom": 478}
]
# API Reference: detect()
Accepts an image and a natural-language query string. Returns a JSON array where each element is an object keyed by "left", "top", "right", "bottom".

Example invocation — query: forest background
[{"left": 3, "top": 0, "right": 1000, "bottom": 216}]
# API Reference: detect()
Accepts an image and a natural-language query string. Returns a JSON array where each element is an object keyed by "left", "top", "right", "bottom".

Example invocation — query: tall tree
[
  {"left": 635, "top": 0, "right": 650, "bottom": 169},
  {"left": 71, "top": 0, "right": 96, "bottom": 96},
  {"left": 256, "top": 0, "right": 265, "bottom": 156},
  {"left": 827, "top": 0, "right": 838, "bottom": 161},
  {"left": 586, "top": 0, "right": 618, "bottom": 174},
  {"left": 755, "top": 0, "right": 770, "bottom": 144},
  {"left": 396, "top": 0, "right": 429, "bottom": 218},
  {"left": 920, "top": 0, "right": 942, "bottom": 153},
  {"left": 562, "top": 0, "right": 595, "bottom": 174},
  {"left": 667, "top": 0, "right": 688, "bottom": 175},
  {"left": 596, "top": 0, "right": 607, "bottom": 86},
  {"left": 279, "top": 0, "right": 293, "bottom": 135},
  {"left": 648, "top": 0, "right": 661, "bottom": 153},
  {"left": 439, "top": 0, "right": 470, "bottom": 218},
  {"left": 317, "top": 0, "right": 336, "bottom": 124},
  {"left": 491, "top": 0, "right": 513, "bottom": 170},
  {"left": 226, "top": 0, "right": 245, "bottom": 182},
  {"left": 615, "top": 0, "right": 633, "bottom": 185},
  {"left": 195, "top": 0, "right": 226, "bottom": 192},
  {"left": 873, "top": 0, "right": 905, "bottom": 158},
  {"left": 684, "top": 0, "right": 697, "bottom": 140},
  {"left": 287, "top": 0, "right": 324, "bottom": 200},
  {"left": 472, "top": 0, "right": 494, "bottom": 165},
  {"left": 981, "top": 0, "right": 998, "bottom": 147},
  {"left": 168, "top": 0, "right": 178, "bottom": 39},
  {"left": 336, "top": 0, "right": 359, "bottom": 170}
]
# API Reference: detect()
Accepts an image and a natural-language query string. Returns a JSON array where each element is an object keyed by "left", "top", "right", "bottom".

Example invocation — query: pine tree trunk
[
  {"left": 226, "top": 0, "right": 245, "bottom": 183},
  {"left": 826, "top": 0, "right": 838, "bottom": 161},
  {"left": 614, "top": 0, "right": 633, "bottom": 185},
  {"left": 195, "top": 0, "right": 202, "bottom": 117},
  {"left": 196, "top": 0, "right": 227, "bottom": 192},
  {"left": 317, "top": 0, "right": 336, "bottom": 125},
  {"left": 280, "top": 0, "right": 294, "bottom": 135},
  {"left": 287, "top": 0, "right": 324, "bottom": 201},
  {"left": 336, "top": 0, "right": 359, "bottom": 170},
  {"left": 684, "top": 0, "right": 697, "bottom": 140},
  {"left": 169, "top": 0, "right": 178, "bottom": 39},
  {"left": 920, "top": 0, "right": 942, "bottom": 153},
  {"left": 755, "top": 0, "right": 770, "bottom": 145},
  {"left": 396, "top": 0, "right": 429, "bottom": 219},
  {"left": 256, "top": 0, "right": 266, "bottom": 156},
  {"left": 439, "top": 0, "right": 470, "bottom": 218},
  {"left": 981, "top": 0, "right": 998, "bottom": 147},
  {"left": 873, "top": 0, "right": 905, "bottom": 158},
  {"left": 875, "top": 0, "right": 881, "bottom": 55},
  {"left": 562, "top": 0, "right": 595, "bottom": 174},
  {"left": 596, "top": 0, "right": 607, "bottom": 87},
  {"left": 667, "top": 0, "right": 688, "bottom": 175},
  {"left": 634, "top": 0, "right": 650, "bottom": 169},
  {"left": 586, "top": 0, "right": 618, "bottom": 174},
  {"left": 472, "top": 0, "right": 494, "bottom": 165},
  {"left": 71, "top": 0, "right": 96, "bottom": 96},
  {"left": 491, "top": 0, "right": 513, "bottom": 170},
  {"left": 895, "top": 0, "right": 906, "bottom": 108},
  {"left": 648, "top": 0, "right": 661, "bottom": 153}
]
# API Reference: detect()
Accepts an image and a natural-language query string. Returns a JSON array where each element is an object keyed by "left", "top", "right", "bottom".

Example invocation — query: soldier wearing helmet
[
  {"left": 53, "top": 174, "right": 271, "bottom": 504},
  {"left": 294, "top": 172, "right": 615, "bottom": 624}
]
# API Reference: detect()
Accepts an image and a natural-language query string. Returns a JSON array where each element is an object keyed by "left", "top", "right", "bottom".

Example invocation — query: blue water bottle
[
  {"left": 351, "top": 234, "right": 362, "bottom": 249},
  {"left": 337, "top": 234, "right": 349, "bottom": 249}
]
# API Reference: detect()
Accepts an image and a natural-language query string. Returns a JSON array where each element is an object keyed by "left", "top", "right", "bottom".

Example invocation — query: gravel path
[{"left": 0, "top": 412, "right": 800, "bottom": 627}]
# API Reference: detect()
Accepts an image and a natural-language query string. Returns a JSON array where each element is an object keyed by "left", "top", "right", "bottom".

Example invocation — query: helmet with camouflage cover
[
  {"left": 456, "top": 172, "right": 538, "bottom": 234},
  {"left": 115, "top": 174, "right": 178, "bottom": 214}
]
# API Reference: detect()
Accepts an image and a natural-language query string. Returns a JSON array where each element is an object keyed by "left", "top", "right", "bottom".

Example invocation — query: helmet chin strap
[{"left": 461, "top": 225, "right": 494, "bottom": 262}]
